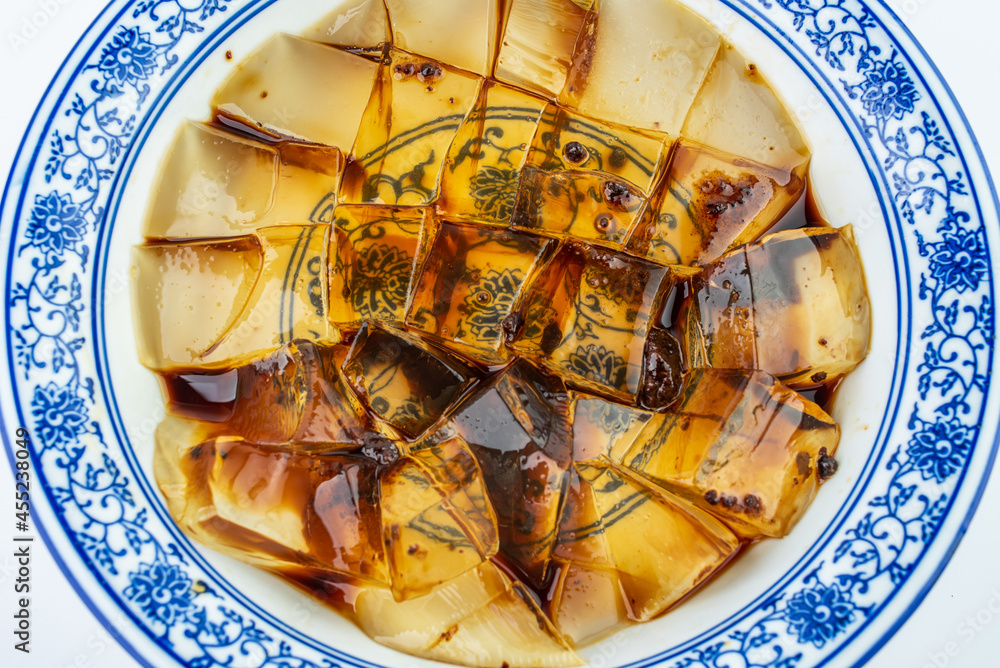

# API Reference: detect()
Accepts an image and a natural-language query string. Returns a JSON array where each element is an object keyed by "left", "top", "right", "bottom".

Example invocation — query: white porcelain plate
[{"left": 2, "top": 1, "right": 998, "bottom": 667}]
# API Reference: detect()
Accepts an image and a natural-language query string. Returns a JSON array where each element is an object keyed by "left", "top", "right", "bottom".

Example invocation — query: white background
[{"left": 0, "top": 1, "right": 998, "bottom": 667}]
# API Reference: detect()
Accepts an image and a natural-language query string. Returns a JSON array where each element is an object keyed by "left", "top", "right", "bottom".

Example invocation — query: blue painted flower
[
  {"left": 784, "top": 583, "right": 856, "bottom": 648},
  {"left": 98, "top": 28, "right": 157, "bottom": 87},
  {"left": 929, "top": 227, "right": 989, "bottom": 293},
  {"left": 860, "top": 58, "right": 918, "bottom": 121},
  {"left": 125, "top": 561, "right": 193, "bottom": 627},
  {"left": 567, "top": 344, "right": 628, "bottom": 390},
  {"left": 26, "top": 192, "right": 87, "bottom": 257},
  {"left": 30, "top": 383, "right": 88, "bottom": 449},
  {"left": 907, "top": 418, "right": 971, "bottom": 483}
]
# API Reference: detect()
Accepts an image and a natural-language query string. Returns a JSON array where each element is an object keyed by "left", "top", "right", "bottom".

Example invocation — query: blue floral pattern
[{"left": 1, "top": 0, "right": 994, "bottom": 666}]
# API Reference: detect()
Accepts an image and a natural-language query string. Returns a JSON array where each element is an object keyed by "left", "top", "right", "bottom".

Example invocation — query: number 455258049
[{"left": 14, "top": 428, "right": 30, "bottom": 532}]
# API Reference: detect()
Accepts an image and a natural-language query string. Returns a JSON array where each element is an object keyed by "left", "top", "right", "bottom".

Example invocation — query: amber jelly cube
[
  {"left": 329, "top": 206, "right": 434, "bottom": 328},
  {"left": 621, "top": 368, "right": 841, "bottom": 538},
  {"left": 509, "top": 243, "right": 672, "bottom": 401},
  {"left": 526, "top": 104, "right": 668, "bottom": 193},
  {"left": 380, "top": 436, "right": 498, "bottom": 600},
  {"left": 342, "top": 48, "right": 482, "bottom": 206},
  {"left": 450, "top": 360, "right": 573, "bottom": 585},
  {"left": 213, "top": 34, "right": 378, "bottom": 150},
  {"left": 680, "top": 226, "right": 870, "bottom": 386},
  {"left": 382, "top": 0, "right": 502, "bottom": 76},
  {"left": 156, "top": 419, "right": 387, "bottom": 583},
  {"left": 343, "top": 323, "right": 479, "bottom": 439},
  {"left": 437, "top": 81, "right": 548, "bottom": 225},
  {"left": 559, "top": 0, "right": 719, "bottom": 135},
  {"left": 625, "top": 140, "right": 805, "bottom": 267},
  {"left": 304, "top": 0, "right": 390, "bottom": 51},
  {"left": 143, "top": 122, "right": 342, "bottom": 239},
  {"left": 407, "top": 221, "right": 555, "bottom": 363},
  {"left": 495, "top": 0, "right": 592, "bottom": 99},
  {"left": 133, "top": 224, "right": 333, "bottom": 371}
]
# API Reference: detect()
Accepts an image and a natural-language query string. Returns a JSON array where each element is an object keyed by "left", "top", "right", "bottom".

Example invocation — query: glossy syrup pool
[{"left": 125, "top": 1, "right": 877, "bottom": 666}]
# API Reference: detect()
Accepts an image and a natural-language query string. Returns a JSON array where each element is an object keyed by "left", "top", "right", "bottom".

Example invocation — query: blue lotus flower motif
[
  {"left": 98, "top": 28, "right": 157, "bottom": 87},
  {"left": 470, "top": 166, "right": 520, "bottom": 222},
  {"left": 26, "top": 192, "right": 87, "bottom": 257},
  {"left": 464, "top": 268, "right": 523, "bottom": 341},
  {"left": 784, "top": 583, "right": 856, "bottom": 648},
  {"left": 353, "top": 244, "right": 412, "bottom": 319},
  {"left": 30, "top": 383, "right": 88, "bottom": 449},
  {"left": 907, "top": 418, "right": 971, "bottom": 483},
  {"left": 929, "top": 227, "right": 989, "bottom": 294},
  {"left": 567, "top": 344, "right": 628, "bottom": 389},
  {"left": 125, "top": 561, "right": 193, "bottom": 627},
  {"left": 860, "top": 58, "right": 918, "bottom": 121}
]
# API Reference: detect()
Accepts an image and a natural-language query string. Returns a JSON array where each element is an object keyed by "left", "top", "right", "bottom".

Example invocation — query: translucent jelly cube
[
  {"left": 511, "top": 167, "right": 646, "bottom": 249},
  {"left": 213, "top": 34, "right": 378, "bottom": 150},
  {"left": 559, "top": 0, "right": 719, "bottom": 135},
  {"left": 509, "top": 243, "right": 672, "bottom": 401},
  {"left": 450, "top": 361, "right": 573, "bottom": 584},
  {"left": 621, "top": 368, "right": 841, "bottom": 538},
  {"left": 304, "top": 0, "right": 390, "bottom": 50},
  {"left": 133, "top": 237, "right": 260, "bottom": 371},
  {"left": 547, "top": 559, "right": 631, "bottom": 646},
  {"left": 570, "top": 394, "right": 654, "bottom": 462},
  {"left": 343, "top": 48, "right": 482, "bottom": 206},
  {"left": 437, "top": 81, "right": 548, "bottom": 225},
  {"left": 526, "top": 105, "right": 668, "bottom": 193},
  {"left": 383, "top": 0, "right": 501, "bottom": 76},
  {"left": 170, "top": 342, "right": 368, "bottom": 448},
  {"left": 355, "top": 563, "right": 582, "bottom": 665},
  {"left": 495, "top": 0, "right": 591, "bottom": 99},
  {"left": 329, "top": 206, "right": 434, "bottom": 327},
  {"left": 682, "top": 226, "right": 870, "bottom": 386},
  {"left": 144, "top": 122, "right": 344, "bottom": 239},
  {"left": 380, "top": 437, "right": 498, "bottom": 600},
  {"left": 343, "top": 323, "right": 479, "bottom": 439},
  {"left": 625, "top": 141, "right": 805, "bottom": 267},
  {"left": 158, "top": 423, "right": 387, "bottom": 582},
  {"left": 133, "top": 225, "right": 334, "bottom": 371},
  {"left": 575, "top": 461, "right": 739, "bottom": 620},
  {"left": 407, "top": 222, "right": 554, "bottom": 363},
  {"left": 683, "top": 42, "right": 810, "bottom": 173}
]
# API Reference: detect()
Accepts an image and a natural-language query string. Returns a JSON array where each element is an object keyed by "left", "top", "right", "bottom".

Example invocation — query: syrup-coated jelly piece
[
  {"left": 570, "top": 393, "right": 655, "bottom": 463},
  {"left": 380, "top": 437, "right": 498, "bottom": 600},
  {"left": 355, "top": 562, "right": 582, "bottom": 666},
  {"left": 143, "top": 122, "right": 343, "bottom": 239},
  {"left": 625, "top": 140, "right": 804, "bottom": 267},
  {"left": 511, "top": 167, "right": 646, "bottom": 249},
  {"left": 343, "top": 48, "right": 482, "bottom": 206},
  {"left": 575, "top": 461, "right": 739, "bottom": 621},
  {"left": 509, "top": 243, "right": 671, "bottom": 400},
  {"left": 213, "top": 34, "right": 378, "bottom": 149},
  {"left": 343, "top": 323, "right": 478, "bottom": 439},
  {"left": 407, "top": 222, "right": 554, "bottom": 363},
  {"left": 495, "top": 0, "right": 591, "bottom": 99},
  {"left": 134, "top": 225, "right": 333, "bottom": 371},
  {"left": 559, "top": 0, "right": 719, "bottom": 135},
  {"left": 526, "top": 105, "right": 668, "bottom": 193},
  {"left": 304, "top": 0, "right": 390, "bottom": 50},
  {"left": 450, "top": 360, "right": 573, "bottom": 585},
  {"left": 621, "top": 368, "right": 841, "bottom": 538},
  {"left": 154, "top": 417, "right": 387, "bottom": 582},
  {"left": 329, "top": 206, "right": 434, "bottom": 328},
  {"left": 437, "top": 81, "right": 548, "bottom": 225},
  {"left": 682, "top": 226, "right": 870, "bottom": 386},
  {"left": 168, "top": 342, "right": 368, "bottom": 449},
  {"left": 383, "top": 0, "right": 501, "bottom": 76},
  {"left": 683, "top": 41, "right": 810, "bottom": 173}
]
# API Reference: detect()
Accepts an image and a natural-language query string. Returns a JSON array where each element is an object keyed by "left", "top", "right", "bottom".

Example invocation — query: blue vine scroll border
[{"left": 1, "top": 0, "right": 993, "bottom": 667}]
